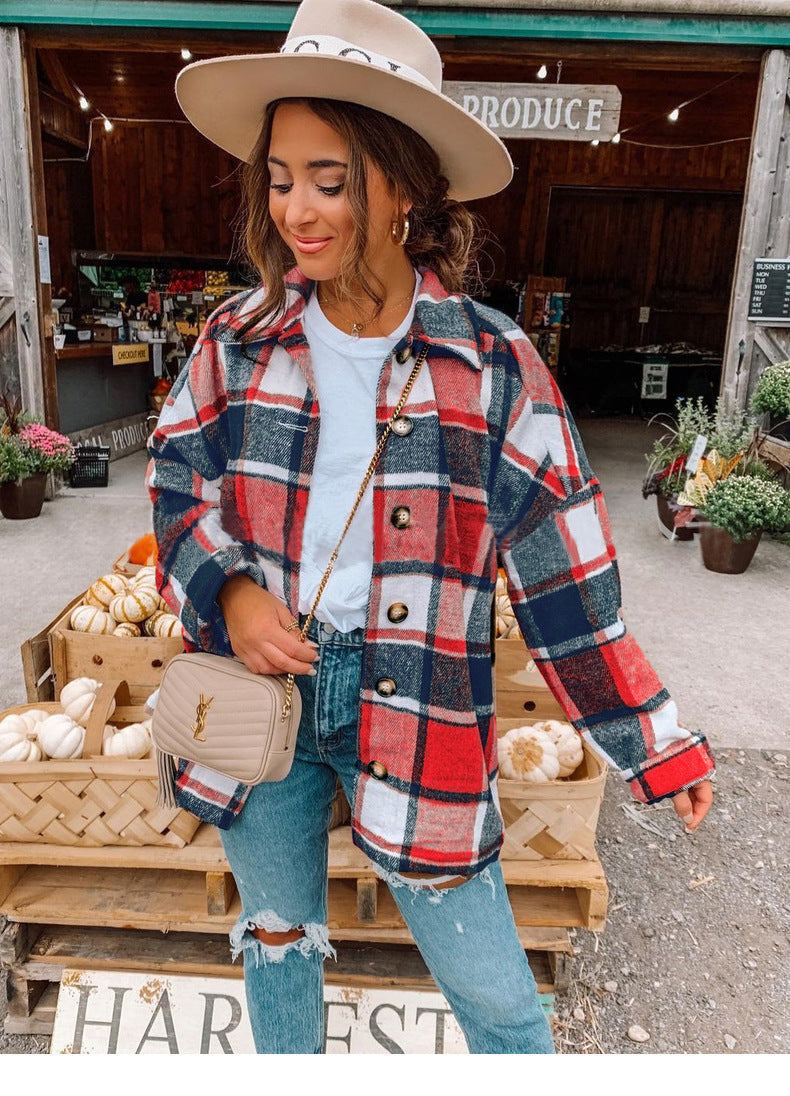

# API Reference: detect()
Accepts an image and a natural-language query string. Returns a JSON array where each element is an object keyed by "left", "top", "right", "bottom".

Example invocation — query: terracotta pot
[
  {"left": 656, "top": 493, "right": 694, "bottom": 541},
  {"left": 700, "top": 524, "right": 762, "bottom": 574},
  {"left": 0, "top": 473, "right": 47, "bottom": 520}
]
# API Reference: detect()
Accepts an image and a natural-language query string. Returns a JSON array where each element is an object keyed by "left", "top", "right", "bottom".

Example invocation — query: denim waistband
[{"left": 299, "top": 613, "right": 365, "bottom": 647}]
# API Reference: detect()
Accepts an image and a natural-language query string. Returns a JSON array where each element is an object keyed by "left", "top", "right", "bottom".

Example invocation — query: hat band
[{"left": 281, "top": 34, "right": 438, "bottom": 93}]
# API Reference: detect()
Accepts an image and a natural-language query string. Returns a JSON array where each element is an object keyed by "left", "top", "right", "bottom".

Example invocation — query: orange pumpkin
[{"left": 128, "top": 532, "right": 158, "bottom": 566}]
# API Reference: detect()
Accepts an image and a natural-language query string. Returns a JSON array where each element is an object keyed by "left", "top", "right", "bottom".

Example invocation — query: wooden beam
[
  {"left": 39, "top": 87, "right": 89, "bottom": 151},
  {"left": 24, "top": 35, "right": 59, "bottom": 427},
  {"left": 37, "top": 47, "right": 76, "bottom": 100},
  {"left": 0, "top": 28, "right": 46, "bottom": 421},
  {"left": 722, "top": 49, "right": 790, "bottom": 410}
]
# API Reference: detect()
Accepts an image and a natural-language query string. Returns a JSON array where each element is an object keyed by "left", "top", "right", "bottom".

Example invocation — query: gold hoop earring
[{"left": 391, "top": 215, "right": 410, "bottom": 246}]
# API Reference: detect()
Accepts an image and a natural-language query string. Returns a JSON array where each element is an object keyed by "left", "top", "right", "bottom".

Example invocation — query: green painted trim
[{"left": 1, "top": 1, "right": 790, "bottom": 46}]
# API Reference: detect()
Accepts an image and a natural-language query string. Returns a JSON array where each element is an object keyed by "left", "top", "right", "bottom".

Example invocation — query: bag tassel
[{"left": 155, "top": 747, "right": 178, "bottom": 809}]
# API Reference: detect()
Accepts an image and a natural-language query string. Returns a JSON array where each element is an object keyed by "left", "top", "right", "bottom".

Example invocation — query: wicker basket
[
  {"left": 497, "top": 717, "right": 607, "bottom": 861},
  {"left": 0, "top": 680, "right": 200, "bottom": 848}
]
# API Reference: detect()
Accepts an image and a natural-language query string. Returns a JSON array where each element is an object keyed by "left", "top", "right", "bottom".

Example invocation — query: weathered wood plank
[{"left": 722, "top": 50, "right": 790, "bottom": 409}]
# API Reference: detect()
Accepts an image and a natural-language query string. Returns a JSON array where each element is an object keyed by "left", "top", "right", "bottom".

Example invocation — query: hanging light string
[
  {"left": 42, "top": 116, "right": 191, "bottom": 163},
  {"left": 621, "top": 136, "right": 750, "bottom": 150},
  {"left": 610, "top": 71, "right": 744, "bottom": 144}
]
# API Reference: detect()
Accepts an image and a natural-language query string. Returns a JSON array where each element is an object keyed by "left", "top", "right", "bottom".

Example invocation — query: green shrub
[
  {"left": 702, "top": 474, "right": 790, "bottom": 542},
  {"left": 751, "top": 360, "right": 790, "bottom": 419}
]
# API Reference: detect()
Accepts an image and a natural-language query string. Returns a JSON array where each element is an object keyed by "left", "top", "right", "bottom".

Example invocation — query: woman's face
[{"left": 267, "top": 101, "right": 405, "bottom": 286}]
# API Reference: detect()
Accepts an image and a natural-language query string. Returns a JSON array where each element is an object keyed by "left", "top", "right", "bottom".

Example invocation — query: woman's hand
[
  {"left": 217, "top": 575, "right": 319, "bottom": 676},
  {"left": 672, "top": 779, "right": 713, "bottom": 832}
]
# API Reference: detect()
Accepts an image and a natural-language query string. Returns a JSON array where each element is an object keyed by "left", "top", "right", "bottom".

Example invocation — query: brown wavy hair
[{"left": 237, "top": 97, "right": 481, "bottom": 335}]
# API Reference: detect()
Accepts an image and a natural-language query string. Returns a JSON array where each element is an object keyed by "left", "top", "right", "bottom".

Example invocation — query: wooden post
[
  {"left": 0, "top": 28, "right": 53, "bottom": 423},
  {"left": 722, "top": 49, "right": 790, "bottom": 410}
]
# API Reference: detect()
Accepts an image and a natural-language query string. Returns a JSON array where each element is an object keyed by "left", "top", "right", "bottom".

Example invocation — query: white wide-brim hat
[{"left": 175, "top": 0, "right": 513, "bottom": 202}]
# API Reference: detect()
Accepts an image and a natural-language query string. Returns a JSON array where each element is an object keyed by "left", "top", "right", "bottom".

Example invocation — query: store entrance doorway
[{"left": 545, "top": 186, "right": 743, "bottom": 415}]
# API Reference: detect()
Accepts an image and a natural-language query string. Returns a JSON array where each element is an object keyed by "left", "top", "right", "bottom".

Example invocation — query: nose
[{"left": 283, "top": 183, "right": 318, "bottom": 232}]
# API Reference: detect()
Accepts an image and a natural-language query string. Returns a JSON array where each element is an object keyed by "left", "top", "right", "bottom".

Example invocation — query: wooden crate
[
  {"left": 497, "top": 719, "right": 607, "bottom": 862},
  {"left": 494, "top": 637, "right": 566, "bottom": 720},
  {"left": 21, "top": 588, "right": 183, "bottom": 706}
]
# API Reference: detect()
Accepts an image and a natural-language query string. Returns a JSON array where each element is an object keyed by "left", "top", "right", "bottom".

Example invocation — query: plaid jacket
[{"left": 147, "top": 266, "right": 714, "bottom": 876}]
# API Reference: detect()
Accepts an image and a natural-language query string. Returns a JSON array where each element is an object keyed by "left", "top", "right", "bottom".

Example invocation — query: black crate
[{"left": 68, "top": 445, "right": 110, "bottom": 488}]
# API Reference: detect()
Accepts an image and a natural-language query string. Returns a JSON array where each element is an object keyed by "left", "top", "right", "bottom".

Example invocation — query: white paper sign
[
  {"left": 686, "top": 433, "right": 708, "bottom": 474},
  {"left": 50, "top": 969, "right": 472, "bottom": 1054},
  {"left": 37, "top": 234, "right": 51, "bottom": 284}
]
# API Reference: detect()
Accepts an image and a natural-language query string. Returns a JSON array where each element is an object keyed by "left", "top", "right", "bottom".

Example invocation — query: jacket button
[
  {"left": 368, "top": 760, "right": 388, "bottom": 780},
  {"left": 391, "top": 506, "right": 411, "bottom": 529},
  {"left": 391, "top": 415, "right": 413, "bottom": 436},
  {"left": 376, "top": 677, "right": 397, "bottom": 697},
  {"left": 395, "top": 346, "right": 411, "bottom": 364},
  {"left": 387, "top": 602, "right": 409, "bottom": 623}
]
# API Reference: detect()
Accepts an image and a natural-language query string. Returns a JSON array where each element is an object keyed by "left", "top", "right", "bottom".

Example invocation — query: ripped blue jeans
[{"left": 219, "top": 619, "right": 554, "bottom": 1055}]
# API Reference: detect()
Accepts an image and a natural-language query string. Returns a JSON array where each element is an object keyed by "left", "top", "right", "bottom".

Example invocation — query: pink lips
[{"left": 292, "top": 235, "right": 332, "bottom": 255}]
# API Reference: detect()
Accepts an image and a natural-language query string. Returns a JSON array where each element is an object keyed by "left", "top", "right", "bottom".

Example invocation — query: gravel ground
[{"left": 555, "top": 749, "right": 789, "bottom": 1055}]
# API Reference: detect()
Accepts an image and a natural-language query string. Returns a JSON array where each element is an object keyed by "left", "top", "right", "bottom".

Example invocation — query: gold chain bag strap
[{"left": 152, "top": 344, "right": 428, "bottom": 808}]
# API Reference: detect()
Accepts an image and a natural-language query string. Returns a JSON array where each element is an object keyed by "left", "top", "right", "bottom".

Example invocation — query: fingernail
[
  {"left": 682, "top": 813, "right": 694, "bottom": 824},
  {"left": 684, "top": 825, "right": 694, "bottom": 835},
  {"left": 307, "top": 667, "right": 318, "bottom": 677}
]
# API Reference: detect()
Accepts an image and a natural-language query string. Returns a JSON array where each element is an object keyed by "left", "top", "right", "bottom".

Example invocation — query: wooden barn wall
[
  {"left": 43, "top": 159, "right": 94, "bottom": 301},
  {"left": 468, "top": 138, "right": 750, "bottom": 279},
  {"left": 90, "top": 125, "right": 242, "bottom": 259}
]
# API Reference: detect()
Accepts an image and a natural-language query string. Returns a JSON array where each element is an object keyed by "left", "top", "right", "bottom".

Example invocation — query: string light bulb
[
  {"left": 181, "top": 48, "right": 193, "bottom": 61},
  {"left": 103, "top": 116, "right": 114, "bottom": 132},
  {"left": 668, "top": 107, "right": 680, "bottom": 122},
  {"left": 537, "top": 64, "right": 547, "bottom": 80},
  {"left": 591, "top": 139, "right": 600, "bottom": 147},
  {"left": 612, "top": 132, "right": 621, "bottom": 144},
  {"left": 78, "top": 94, "right": 90, "bottom": 111}
]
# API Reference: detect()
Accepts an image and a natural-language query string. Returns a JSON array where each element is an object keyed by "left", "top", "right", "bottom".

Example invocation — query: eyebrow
[{"left": 268, "top": 156, "right": 348, "bottom": 169}]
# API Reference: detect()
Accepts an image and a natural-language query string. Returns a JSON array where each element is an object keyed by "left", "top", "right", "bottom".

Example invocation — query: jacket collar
[{"left": 261, "top": 265, "right": 484, "bottom": 372}]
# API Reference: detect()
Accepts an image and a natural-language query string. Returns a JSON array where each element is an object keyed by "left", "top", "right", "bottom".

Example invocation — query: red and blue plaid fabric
[{"left": 147, "top": 266, "right": 714, "bottom": 875}]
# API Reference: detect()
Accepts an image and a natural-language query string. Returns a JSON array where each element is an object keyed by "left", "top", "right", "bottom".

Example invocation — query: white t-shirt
[{"left": 299, "top": 276, "right": 421, "bottom": 632}]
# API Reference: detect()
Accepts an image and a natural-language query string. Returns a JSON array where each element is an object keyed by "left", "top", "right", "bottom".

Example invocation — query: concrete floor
[{"left": 0, "top": 418, "right": 787, "bottom": 749}]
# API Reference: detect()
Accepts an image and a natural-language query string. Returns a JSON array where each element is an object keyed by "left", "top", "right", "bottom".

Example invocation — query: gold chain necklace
[{"left": 319, "top": 283, "right": 416, "bottom": 338}]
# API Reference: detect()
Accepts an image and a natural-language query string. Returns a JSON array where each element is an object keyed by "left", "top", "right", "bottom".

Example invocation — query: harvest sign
[{"left": 443, "top": 82, "right": 622, "bottom": 141}]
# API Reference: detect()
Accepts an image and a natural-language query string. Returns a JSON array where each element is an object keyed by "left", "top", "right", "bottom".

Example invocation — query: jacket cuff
[
  {"left": 185, "top": 544, "right": 266, "bottom": 648},
  {"left": 627, "top": 734, "right": 715, "bottom": 804}
]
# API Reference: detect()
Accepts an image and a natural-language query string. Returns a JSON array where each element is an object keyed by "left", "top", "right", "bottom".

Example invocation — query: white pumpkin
[
  {"left": 132, "top": 566, "right": 157, "bottom": 587},
  {"left": 113, "top": 621, "right": 142, "bottom": 638},
  {"left": 152, "top": 614, "right": 182, "bottom": 639},
  {"left": 498, "top": 726, "right": 560, "bottom": 783},
  {"left": 494, "top": 575, "right": 518, "bottom": 638},
  {"left": 109, "top": 588, "right": 159, "bottom": 624},
  {"left": 70, "top": 605, "right": 115, "bottom": 634},
  {"left": 59, "top": 677, "right": 115, "bottom": 728},
  {"left": 84, "top": 573, "right": 129, "bottom": 609},
  {"left": 0, "top": 729, "right": 42, "bottom": 762},
  {"left": 101, "top": 721, "right": 151, "bottom": 759},
  {"left": 18, "top": 708, "right": 51, "bottom": 735},
  {"left": 533, "top": 720, "right": 584, "bottom": 778},
  {"left": 37, "top": 714, "right": 84, "bottom": 759},
  {"left": 0, "top": 713, "right": 31, "bottom": 738}
]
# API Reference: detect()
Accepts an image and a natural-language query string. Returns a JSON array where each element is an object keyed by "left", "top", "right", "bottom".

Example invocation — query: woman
[{"left": 147, "top": 0, "right": 714, "bottom": 1055}]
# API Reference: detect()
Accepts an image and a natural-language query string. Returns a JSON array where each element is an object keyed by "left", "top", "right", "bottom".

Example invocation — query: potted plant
[
  {"left": 0, "top": 392, "right": 75, "bottom": 520},
  {"left": 698, "top": 472, "right": 790, "bottom": 573},
  {"left": 751, "top": 360, "right": 790, "bottom": 441}
]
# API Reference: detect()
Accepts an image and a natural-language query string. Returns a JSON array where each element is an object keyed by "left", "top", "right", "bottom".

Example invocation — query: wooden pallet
[
  {"left": 0, "top": 824, "right": 607, "bottom": 937},
  {"left": 1, "top": 920, "right": 570, "bottom": 1036}
]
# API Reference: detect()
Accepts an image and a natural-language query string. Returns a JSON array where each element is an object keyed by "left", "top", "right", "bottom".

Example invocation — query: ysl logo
[{"left": 191, "top": 694, "right": 213, "bottom": 741}]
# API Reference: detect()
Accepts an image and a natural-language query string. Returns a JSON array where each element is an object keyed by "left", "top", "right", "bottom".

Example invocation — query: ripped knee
[
  {"left": 229, "top": 909, "right": 336, "bottom": 967},
  {"left": 251, "top": 925, "right": 306, "bottom": 945}
]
